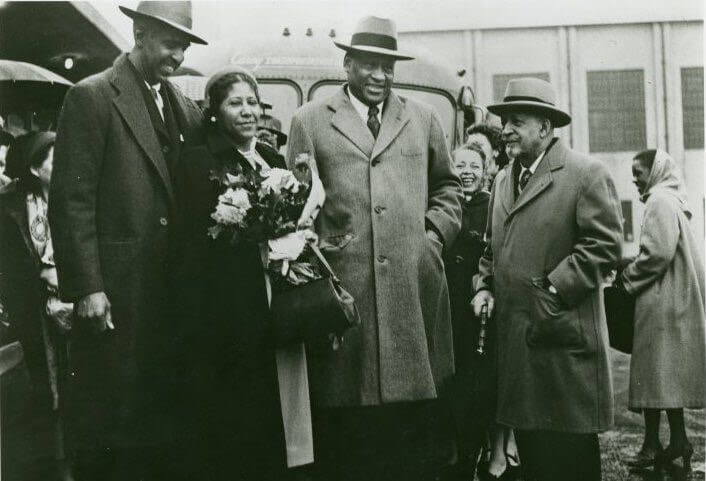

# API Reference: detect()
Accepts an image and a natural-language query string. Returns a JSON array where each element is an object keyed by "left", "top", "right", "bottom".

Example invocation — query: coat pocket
[{"left": 526, "top": 277, "right": 584, "bottom": 348}]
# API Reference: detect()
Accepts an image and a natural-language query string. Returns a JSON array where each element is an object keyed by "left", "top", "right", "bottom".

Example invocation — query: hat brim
[
  {"left": 119, "top": 6, "right": 208, "bottom": 45},
  {"left": 487, "top": 101, "right": 571, "bottom": 128},
  {"left": 333, "top": 42, "right": 414, "bottom": 61},
  {"left": 259, "top": 127, "right": 288, "bottom": 145}
]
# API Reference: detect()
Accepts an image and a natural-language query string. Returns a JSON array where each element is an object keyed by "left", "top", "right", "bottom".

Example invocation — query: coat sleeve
[
  {"left": 547, "top": 160, "right": 623, "bottom": 307},
  {"left": 424, "top": 110, "right": 463, "bottom": 246},
  {"left": 476, "top": 177, "right": 498, "bottom": 293},
  {"left": 620, "top": 194, "right": 680, "bottom": 295},
  {"left": 48, "top": 84, "right": 108, "bottom": 302}
]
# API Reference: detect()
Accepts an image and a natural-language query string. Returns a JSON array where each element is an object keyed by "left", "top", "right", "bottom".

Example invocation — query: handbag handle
[{"left": 307, "top": 240, "right": 339, "bottom": 282}]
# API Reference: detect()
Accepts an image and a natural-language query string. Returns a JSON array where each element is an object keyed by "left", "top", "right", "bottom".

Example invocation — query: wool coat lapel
[
  {"left": 508, "top": 139, "right": 566, "bottom": 219},
  {"left": 110, "top": 55, "right": 175, "bottom": 205},
  {"left": 329, "top": 89, "right": 375, "bottom": 159},
  {"left": 371, "top": 92, "right": 410, "bottom": 161}
]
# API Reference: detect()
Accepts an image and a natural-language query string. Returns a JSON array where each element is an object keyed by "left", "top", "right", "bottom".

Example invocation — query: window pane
[
  {"left": 310, "top": 82, "right": 456, "bottom": 148},
  {"left": 258, "top": 81, "right": 302, "bottom": 140},
  {"left": 681, "top": 67, "right": 704, "bottom": 150},
  {"left": 587, "top": 70, "right": 646, "bottom": 153},
  {"left": 492, "top": 73, "right": 550, "bottom": 103}
]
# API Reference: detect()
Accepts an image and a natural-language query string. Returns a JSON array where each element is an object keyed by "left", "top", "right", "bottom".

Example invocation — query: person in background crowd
[
  {"left": 0, "top": 118, "right": 14, "bottom": 187},
  {"left": 618, "top": 149, "right": 705, "bottom": 471},
  {"left": 174, "top": 67, "right": 287, "bottom": 481},
  {"left": 444, "top": 142, "right": 493, "bottom": 480},
  {"left": 257, "top": 111, "right": 288, "bottom": 151},
  {"left": 445, "top": 142, "right": 520, "bottom": 481},
  {"left": 466, "top": 122, "right": 502, "bottom": 189},
  {"left": 0, "top": 131, "right": 73, "bottom": 481},
  {"left": 48, "top": 2, "right": 205, "bottom": 479},
  {"left": 472, "top": 77, "right": 623, "bottom": 481},
  {"left": 287, "top": 15, "right": 463, "bottom": 481}
]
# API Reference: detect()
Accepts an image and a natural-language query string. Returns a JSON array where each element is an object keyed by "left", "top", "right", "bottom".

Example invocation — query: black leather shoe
[{"left": 626, "top": 446, "right": 662, "bottom": 468}]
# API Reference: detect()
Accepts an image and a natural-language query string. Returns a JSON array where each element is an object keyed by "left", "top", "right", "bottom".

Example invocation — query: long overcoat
[
  {"left": 173, "top": 131, "right": 287, "bottom": 479},
  {"left": 287, "top": 86, "right": 463, "bottom": 407},
  {"left": 48, "top": 54, "right": 203, "bottom": 449},
  {"left": 621, "top": 158, "right": 705, "bottom": 410},
  {"left": 477, "top": 139, "right": 623, "bottom": 433}
]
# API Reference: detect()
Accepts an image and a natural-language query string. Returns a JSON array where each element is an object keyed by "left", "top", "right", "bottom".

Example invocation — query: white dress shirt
[
  {"left": 347, "top": 86, "right": 382, "bottom": 126},
  {"left": 146, "top": 81, "right": 165, "bottom": 121},
  {"left": 519, "top": 149, "right": 546, "bottom": 192}
]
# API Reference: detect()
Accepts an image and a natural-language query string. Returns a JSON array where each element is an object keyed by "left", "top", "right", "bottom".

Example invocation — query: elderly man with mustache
[{"left": 471, "top": 78, "right": 623, "bottom": 481}]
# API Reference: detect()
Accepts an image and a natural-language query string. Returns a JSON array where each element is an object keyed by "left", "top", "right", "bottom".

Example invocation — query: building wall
[{"left": 402, "top": 20, "right": 704, "bottom": 258}]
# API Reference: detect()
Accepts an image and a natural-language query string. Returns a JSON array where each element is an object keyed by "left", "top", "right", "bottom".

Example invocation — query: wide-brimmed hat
[
  {"left": 258, "top": 114, "right": 287, "bottom": 146},
  {"left": 119, "top": 1, "right": 207, "bottom": 45},
  {"left": 488, "top": 77, "right": 571, "bottom": 127},
  {"left": 334, "top": 16, "right": 413, "bottom": 61}
]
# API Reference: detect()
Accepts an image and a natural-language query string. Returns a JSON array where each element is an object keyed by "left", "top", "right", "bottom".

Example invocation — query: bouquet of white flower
[{"left": 208, "top": 153, "right": 324, "bottom": 286}]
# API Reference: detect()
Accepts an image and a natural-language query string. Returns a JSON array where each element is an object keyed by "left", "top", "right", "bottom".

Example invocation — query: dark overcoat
[
  {"left": 173, "top": 131, "right": 287, "bottom": 479},
  {"left": 0, "top": 182, "right": 51, "bottom": 400},
  {"left": 287, "top": 86, "right": 463, "bottom": 406},
  {"left": 477, "top": 139, "right": 623, "bottom": 433},
  {"left": 48, "top": 53, "right": 203, "bottom": 449}
]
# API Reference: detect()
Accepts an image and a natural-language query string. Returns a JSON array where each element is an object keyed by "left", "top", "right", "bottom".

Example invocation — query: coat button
[
  {"left": 162, "top": 145, "right": 169, "bottom": 153},
  {"left": 377, "top": 255, "right": 386, "bottom": 263},
  {"left": 371, "top": 159, "right": 379, "bottom": 166},
  {"left": 454, "top": 255, "right": 464, "bottom": 264},
  {"left": 159, "top": 217, "right": 168, "bottom": 226},
  {"left": 374, "top": 205, "right": 384, "bottom": 214}
]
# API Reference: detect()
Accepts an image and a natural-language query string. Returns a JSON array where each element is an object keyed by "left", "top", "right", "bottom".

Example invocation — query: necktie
[
  {"left": 519, "top": 168, "right": 532, "bottom": 192},
  {"left": 149, "top": 85, "right": 165, "bottom": 121},
  {"left": 367, "top": 105, "right": 380, "bottom": 139}
]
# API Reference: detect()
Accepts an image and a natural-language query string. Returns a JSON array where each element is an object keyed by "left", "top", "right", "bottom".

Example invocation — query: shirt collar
[
  {"left": 346, "top": 85, "right": 382, "bottom": 125},
  {"left": 522, "top": 149, "right": 546, "bottom": 175}
]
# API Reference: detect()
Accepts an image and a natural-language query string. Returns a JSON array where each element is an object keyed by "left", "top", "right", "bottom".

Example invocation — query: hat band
[
  {"left": 350, "top": 32, "right": 397, "bottom": 51},
  {"left": 504, "top": 95, "right": 556, "bottom": 107}
]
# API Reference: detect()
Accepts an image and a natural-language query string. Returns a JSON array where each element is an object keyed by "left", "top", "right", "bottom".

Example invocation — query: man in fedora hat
[
  {"left": 49, "top": 2, "right": 205, "bottom": 479},
  {"left": 257, "top": 105, "right": 287, "bottom": 151},
  {"left": 287, "top": 15, "right": 462, "bottom": 481},
  {"left": 471, "top": 77, "right": 623, "bottom": 481}
]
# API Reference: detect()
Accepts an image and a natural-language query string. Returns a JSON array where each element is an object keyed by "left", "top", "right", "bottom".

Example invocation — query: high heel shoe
[
  {"left": 501, "top": 452, "right": 521, "bottom": 480},
  {"left": 625, "top": 445, "right": 662, "bottom": 469},
  {"left": 658, "top": 442, "right": 693, "bottom": 471}
]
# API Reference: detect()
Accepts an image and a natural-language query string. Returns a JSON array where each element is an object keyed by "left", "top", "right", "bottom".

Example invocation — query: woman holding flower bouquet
[{"left": 173, "top": 67, "right": 291, "bottom": 481}]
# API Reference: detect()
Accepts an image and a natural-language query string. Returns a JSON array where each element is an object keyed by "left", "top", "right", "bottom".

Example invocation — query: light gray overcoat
[
  {"left": 477, "top": 139, "right": 623, "bottom": 433},
  {"left": 622, "top": 151, "right": 705, "bottom": 410},
  {"left": 287, "top": 86, "right": 463, "bottom": 407}
]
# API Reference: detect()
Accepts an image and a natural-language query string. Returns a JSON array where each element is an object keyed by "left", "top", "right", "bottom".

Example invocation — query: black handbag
[
  {"left": 269, "top": 243, "right": 360, "bottom": 346},
  {"left": 603, "top": 285, "right": 635, "bottom": 354}
]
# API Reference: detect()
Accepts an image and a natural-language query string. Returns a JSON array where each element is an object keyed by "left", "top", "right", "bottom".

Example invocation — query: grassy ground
[
  {"left": 3, "top": 349, "right": 704, "bottom": 480},
  {"left": 599, "top": 350, "right": 705, "bottom": 481}
]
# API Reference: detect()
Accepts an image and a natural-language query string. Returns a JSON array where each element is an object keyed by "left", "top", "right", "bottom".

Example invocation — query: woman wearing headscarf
[
  {"left": 0, "top": 131, "right": 72, "bottom": 479},
  {"left": 619, "top": 149, "right": 705, "bottom": 471}
]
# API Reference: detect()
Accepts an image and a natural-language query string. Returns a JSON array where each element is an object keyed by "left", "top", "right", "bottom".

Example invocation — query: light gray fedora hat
[
  {"left": 488, "top": 77, "right": 571, "bottom": 127},
  {"left": 334, "top": 16, "right": 414, "bottom": 61},
  {"left": 119, "top": 1, "right": 207, "bottom": 45}
]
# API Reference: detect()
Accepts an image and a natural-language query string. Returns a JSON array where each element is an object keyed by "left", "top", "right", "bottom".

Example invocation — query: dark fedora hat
[
  {"left": 488, "top": 77, "right": 571, "bottom": 127},
  {"left": 119, "top": 1, "right": 207, "bottom": 45},
  {"left": 334, "top": 16, "right": 413, "bottom": 61}
]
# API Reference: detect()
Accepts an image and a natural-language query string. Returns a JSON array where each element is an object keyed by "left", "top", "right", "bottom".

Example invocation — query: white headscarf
[{"left": 641, "top": 149, "right": 691, "bottom": 219}]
